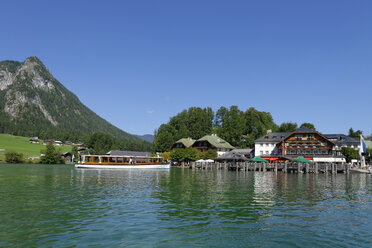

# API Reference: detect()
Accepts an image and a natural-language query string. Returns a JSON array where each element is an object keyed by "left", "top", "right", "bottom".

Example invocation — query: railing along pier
[{"left": 189, "top": 162, "right": 350, "bottom": 174}]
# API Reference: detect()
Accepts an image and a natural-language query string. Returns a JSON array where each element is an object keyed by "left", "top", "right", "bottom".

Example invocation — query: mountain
[
  {"left": 135, "top": 134, "right": 154, "bottom": 143},
  {"left": 0, "top": 56, "right": 145, "bottom": 146}
]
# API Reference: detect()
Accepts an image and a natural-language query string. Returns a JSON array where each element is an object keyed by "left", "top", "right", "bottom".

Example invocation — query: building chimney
[{"left": 267, "top": 129, "right": 272, "bottom": 134}]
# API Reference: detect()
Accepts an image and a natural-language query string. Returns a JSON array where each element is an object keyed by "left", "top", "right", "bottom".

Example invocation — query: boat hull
[
  {"left": 350, "top": 168, "right": 372, "bottom": 174},
  {"left": 75, "top": 163, "right": 171, "bottom": 169}
]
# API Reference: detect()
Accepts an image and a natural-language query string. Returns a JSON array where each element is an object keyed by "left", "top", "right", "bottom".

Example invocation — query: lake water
[{"left": 0, "top": 164, "right": 371, "bottom": 247}]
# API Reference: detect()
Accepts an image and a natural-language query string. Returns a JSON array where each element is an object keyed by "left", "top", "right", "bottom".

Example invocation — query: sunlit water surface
[{"left": 0, "top": 164, "right": 371, "bottom": 247}]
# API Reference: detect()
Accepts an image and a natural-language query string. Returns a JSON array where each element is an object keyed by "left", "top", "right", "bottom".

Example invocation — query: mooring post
[
  {"left": 325, "top": 163, "right": 329, "bottom": 174},
  {"left": 284, "top": 162, "right": 288, "bottom": 173},
  {"left": 306, "top": 163, "right": 309, "bottom": 174},
  {"left": 315, "top": 162, "right": 318, "bottom": 174},
  {"left": 297, "top": 163, "right": 301, "bottom": 173},
  {"left": 274, "top": 163, "right": 278, "bottom": 173}
]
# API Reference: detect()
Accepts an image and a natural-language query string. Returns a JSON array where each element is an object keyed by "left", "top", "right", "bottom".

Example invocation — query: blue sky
[{"left": 1, "top": 0, "right": 371, "bottom": 136}]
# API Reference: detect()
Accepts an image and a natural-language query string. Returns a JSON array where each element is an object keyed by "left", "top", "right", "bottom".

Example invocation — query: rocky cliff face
[{"left": 0, "top": 56, "right": 140, "bottom": 143}]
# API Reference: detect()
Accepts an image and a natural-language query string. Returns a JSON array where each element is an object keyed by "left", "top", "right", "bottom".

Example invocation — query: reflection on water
[{"left": 0, "top": 164, "right": 371, "bottom": 247}]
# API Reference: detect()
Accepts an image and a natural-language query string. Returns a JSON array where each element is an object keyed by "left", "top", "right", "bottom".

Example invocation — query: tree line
[{"left": 153, "top": 106, "right": 321, "bottom": 152}]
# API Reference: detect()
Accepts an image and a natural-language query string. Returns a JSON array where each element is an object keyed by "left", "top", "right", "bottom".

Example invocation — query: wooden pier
[{"left": 189, "top": 162, "right": 351, "bottom": 174}]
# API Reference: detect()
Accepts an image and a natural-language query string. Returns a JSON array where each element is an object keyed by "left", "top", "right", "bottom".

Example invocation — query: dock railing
[{"left": 189, "top": 162, "right": 351, "bottom": 174}]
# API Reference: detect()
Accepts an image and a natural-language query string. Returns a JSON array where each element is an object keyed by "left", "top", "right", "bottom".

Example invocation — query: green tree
[
  {"left": 153, "top": 107, "right": 214, "bottom": 152},
  {"left": 366, "top": 148, "right": 372, "bottom": 164},
  {"left": 40, "top": 143, "right": 64, "bottom": 164},
  {"left": 215, "top": 106, "right": 246, "bottom": 147},
  {"left": 5, "top": 151, "right": 24, "bottom": 163},
  {"left": 153, "top": 125, "right": 175, "bottom": 152},
  {"left": 170, "top": 148, "right": 199, "bottom": 162},
  {"left": 200, "top": 149, "right": 218, "bottom": 160},
  {"left": 86, "top": 132, "right": 114, "bottom": 154},
  {"left": 183, "top": 148, "right": 200, "bottom": 162},
  {"left": 348, "top": 128, "right": 363, "bottom": 140},
  {"left": 161, "top": 151, "right": 171, "bottom": 162},
  {"left": 300, "top": 123, "right": 316, "bottom": 130},
  {"left": 279, "top": 122, "right": 298, "bottom": 132},
  {"left": 242, "top": 107, "right": 278, "bottom": 147},
  {"left": 341, "top": 147, "right": 359, "bottom": 163},
  {"left": 170, "top": 149, "right": 185, "bottom": 162}
]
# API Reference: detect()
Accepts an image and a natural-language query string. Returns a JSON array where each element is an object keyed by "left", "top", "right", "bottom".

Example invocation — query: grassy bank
[{"left": 0, "top": 134, "right": 71, "bottom": 162}]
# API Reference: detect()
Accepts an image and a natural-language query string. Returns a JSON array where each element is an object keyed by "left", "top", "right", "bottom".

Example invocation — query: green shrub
[
  {"left": 170, "top": 148, "right": 199, "bottom": 162},
  {"left": 5, "top": 151, "right": 24, "bottom": 163}
]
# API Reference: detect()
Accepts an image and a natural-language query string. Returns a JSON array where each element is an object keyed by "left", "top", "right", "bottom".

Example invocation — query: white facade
[{"left": 254, "top": 142, "right": 278, "bottom": 157}]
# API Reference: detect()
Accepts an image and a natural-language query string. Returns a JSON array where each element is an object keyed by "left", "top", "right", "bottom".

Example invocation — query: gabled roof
[
  {"left": 194, "top": 134, "right": 235, "bottom": 149},
  {"left": 173, "top": 138, "right": 195, "bottom": 148},
  {"left": 276, "top": 128, "right": 335, "bottom": 145},
  {"left": 323, "top": 134, "right": 359, "bottom": 145}
]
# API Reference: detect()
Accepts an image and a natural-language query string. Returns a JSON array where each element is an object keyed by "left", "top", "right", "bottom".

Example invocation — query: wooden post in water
[
  {"left": 284, "top": 162, "right": 288, "bottom": 173},
  {"left": 315, "top": 162, "right": 318, "bottom": 174},
  {"left": 274, "top": 163, "right": 278, "bottom": 173},
  {"left": 263, "top": 163, "right": 266, "bottom": 172},
  {"left": 306, "top": 163, "right": 309, "bottom": 174},
  {"left": 325, "top": 163, "right": 328, "bottom": 174},
  {"left": 297, "top": 163, "right": 302, "bottom": 173}
]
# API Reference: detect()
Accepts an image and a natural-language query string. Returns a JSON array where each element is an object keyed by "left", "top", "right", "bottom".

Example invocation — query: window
[
  {"left": 93, "top": 157, "right": 99, "bottom": 163},
  {"left": 102, "top": 157, "right": 108, "bottom": 163},
  {"left": 260, "top": 151, "right": 263, "bottom": 155},
  {"left": 109, "top": 157, "right": 116, "bottom": 163},
  {"left": 117, "top": 157, "right": 123, "bottom": 163},
  {"left": 266, "top": 151, "right": 269, "bottom": 154}
]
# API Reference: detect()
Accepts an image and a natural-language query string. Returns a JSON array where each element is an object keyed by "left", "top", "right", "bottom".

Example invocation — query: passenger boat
[{"left": 75, "top": 155, "right": 170, "bottom": 169}]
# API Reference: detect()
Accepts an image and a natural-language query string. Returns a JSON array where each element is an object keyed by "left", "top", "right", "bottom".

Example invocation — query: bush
[
  {"left": 200, "top": 149, "right": 218, "bottom": 160},
  {"left": 341, "top": 147, "right": 359, "bottom": 163},
  {"left": 170, "top": 148, "right": 199, "bottom": 162},
  {"left": 5, "top": 151, "right": 24, "bottom": 163}
]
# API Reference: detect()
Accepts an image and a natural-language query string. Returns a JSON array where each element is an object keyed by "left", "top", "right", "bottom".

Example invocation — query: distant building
[
  {"left": 62, "top": 152, "right": 72, "bottom": 162},
  {"left": 231, "top": 149, "right": 254, "bottom": 159},
  {"left": 254, "top": 127, "right": 360, "bottom": 163},
  {"left": 43, "top": 139, "right": 54, "bottom": 145},
  {"left": 29, "top": 139, "right": 40, "bottom": 144},
  {"left": 54, "top": 141, "right": 63, "bottom": 146},
  {"left": 192, "top": 134, "right": 235, "bottom": 156}
]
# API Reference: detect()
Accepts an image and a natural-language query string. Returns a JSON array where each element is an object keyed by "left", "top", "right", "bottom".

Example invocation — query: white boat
[{"left": 75, "top": 154, "right": 170, "bottom": 169}]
